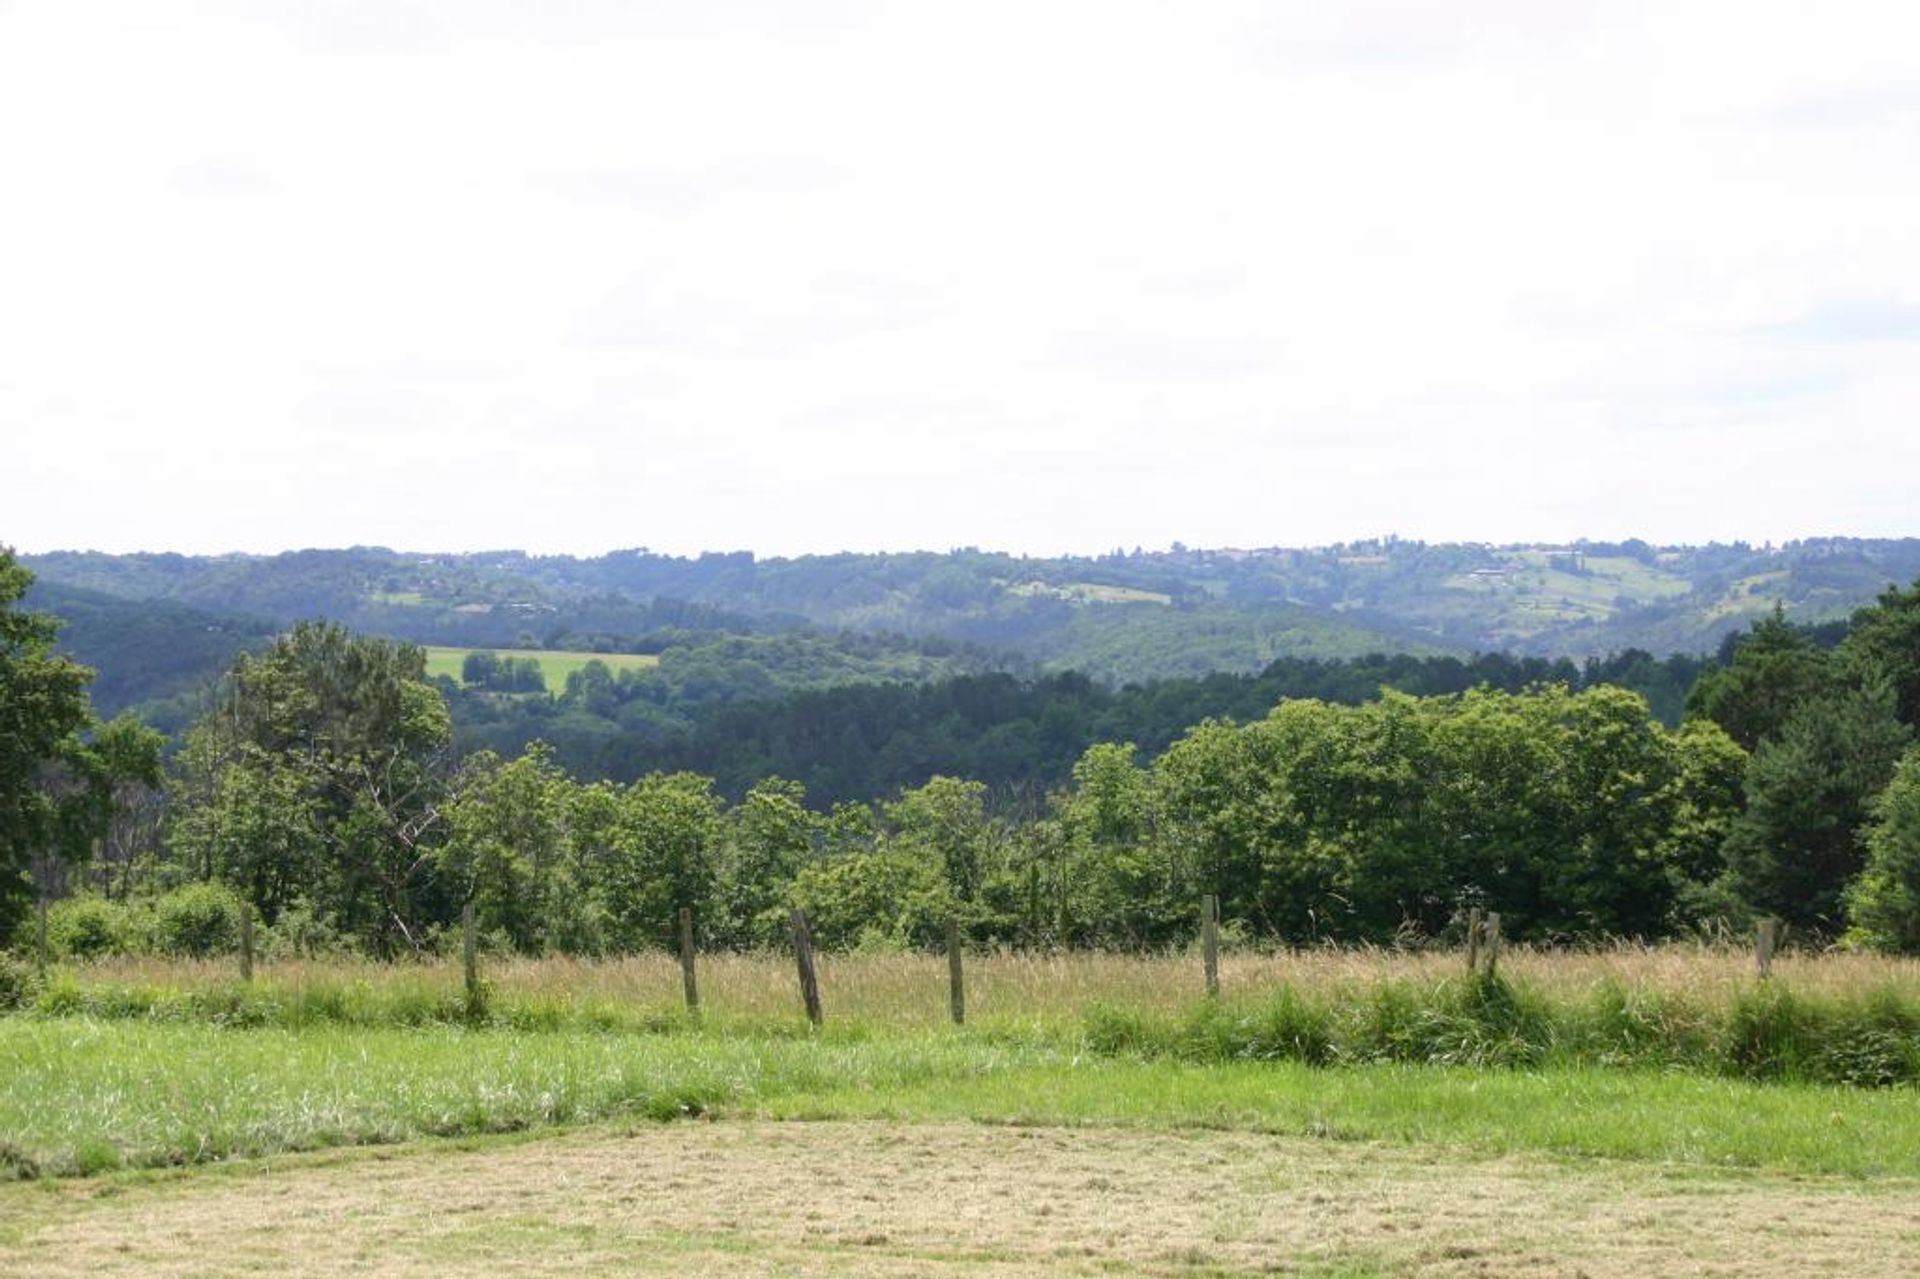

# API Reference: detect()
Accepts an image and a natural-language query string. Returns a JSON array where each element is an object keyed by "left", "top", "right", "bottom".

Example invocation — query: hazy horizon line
[{"left": 14, "top": 531, "right": 1918, "bottom": 563}]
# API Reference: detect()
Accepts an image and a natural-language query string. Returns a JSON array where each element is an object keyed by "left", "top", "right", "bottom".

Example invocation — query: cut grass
[
  {"left": 420, "top": 645, "right": 660, "bottom": 687},
  {"left": 10, "top": 1120, "right": 1920, "bottom": 1277}
]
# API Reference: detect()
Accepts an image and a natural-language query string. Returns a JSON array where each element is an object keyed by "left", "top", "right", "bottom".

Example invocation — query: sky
[{"left": 3, "top": 0, "right": 1918, "bottom": 559}]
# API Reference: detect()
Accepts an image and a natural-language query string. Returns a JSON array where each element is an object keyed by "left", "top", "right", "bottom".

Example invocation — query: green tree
[
  {"left": 168, "top": 622, "right": 454, "bottom": 952},
  {"left": 1845, "top": 745, "right": 1920, "bottom": 951},
  {"left": 598, "top": 772, "right": 721, "bottom": 951},
  {"left": 461, "top": 650, "right": 502, "bottom": 687},
  {"left": 440, "top": 744, "right": 574, "bottom": 952},
  {"left": 1154, "top": 685, "right": 1745, "bottom": 943},
  {"left": 788, "top": 846, "right": 956, "bottom": 950},
  {"left": 1837, "top": 579, "right": 1920, "bottom": 728},
  {"left": 1685, "top": 608, "right": 1833, "bottom": 751},
  {"left": 1722, "top": 676, "right": 1911, "bottom": 932},
  {"left": 0, "top": 551, "right": 145, "bottom": 944},
  {"left": 1057, "top": 743, "right": 1180, "bottom": 946},
  {"left": 883, "top": 776, "right": 994, "bottom": 903},
  {"left": 715, "top": 777, "right": 816, "bottom": 947}
]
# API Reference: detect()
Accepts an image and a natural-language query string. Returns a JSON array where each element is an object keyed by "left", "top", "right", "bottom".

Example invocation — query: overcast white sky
[{"left": 3, "top": 1, "right": 1917, "bottom": 558}]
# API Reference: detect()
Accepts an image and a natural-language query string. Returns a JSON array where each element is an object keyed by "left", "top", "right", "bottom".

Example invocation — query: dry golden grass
[
  {"left": 65, "top": 944, "right": 1920, "bottom": 1030},
  {"left": 6, "top": 1119, "right": 1919, "bottom": 1276}
]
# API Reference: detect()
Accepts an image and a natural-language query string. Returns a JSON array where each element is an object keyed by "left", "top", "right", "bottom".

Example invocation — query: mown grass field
[
  {"left": 11, "top": 1117, "right": 1919, "bottom": 1276},
  {"left": 420, "top": 645, "right": 660, "bottom": 687},
  {"left": 7, "top": 949, "right": 1919, "bottom": 1274}
]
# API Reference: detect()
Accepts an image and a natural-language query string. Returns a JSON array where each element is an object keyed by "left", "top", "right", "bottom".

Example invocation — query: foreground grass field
[
  {"left": 8, "top": 948, "right": 1920, "bottom": 1274},
  {"left": 4, "top": 1018, "right": 1920, "bottom": 1178}
]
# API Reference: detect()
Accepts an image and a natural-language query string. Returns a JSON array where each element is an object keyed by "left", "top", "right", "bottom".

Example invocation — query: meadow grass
[
  {"left": 4, "top": 1016, "right": 1918, "bottom": 1182},
  {"left": 40, "top": 946, "right": 1920, "bottom": 1050},
  {"left": 56, "top": 944, "right": 1920, "bottom": 1018},
  {"left": 420, "top": 645, "right": 660, "bottom": 687}
]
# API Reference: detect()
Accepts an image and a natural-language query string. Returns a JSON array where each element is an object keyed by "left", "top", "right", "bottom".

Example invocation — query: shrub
[
  {"left": 47, "top": 897, "right": 133, "bottom": 959},
  {"left": 153, "top": 883, "right": 243, "bottom": 958},
  {"left": 259, "top": 899, "right": 344, "bottom": 960},
  {"left": 0, "top": 953, "right": 39, "bottom": 1010}
]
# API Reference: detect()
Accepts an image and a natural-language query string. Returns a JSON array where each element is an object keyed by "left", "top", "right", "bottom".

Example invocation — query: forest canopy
[{"left": 11, "top": 545, "right": 1920, "bottom": 957}]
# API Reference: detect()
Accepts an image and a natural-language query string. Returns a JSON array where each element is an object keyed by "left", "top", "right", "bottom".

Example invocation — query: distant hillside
[
  {"left": 21, "top": 544, "right": 1433, "bottom": 687},
  {"left": 27, "top": 538, "right": 1920, "bottom": 669},
  {"left": 21, "top": 580, "right": 273, "bottom": 717}
]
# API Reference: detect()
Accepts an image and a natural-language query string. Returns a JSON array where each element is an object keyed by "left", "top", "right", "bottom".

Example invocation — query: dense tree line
[
  {"left": 1, "top": 553, "right": 163, "bottom": 944},
  {"left": 11, "top": 549, "right": 1920, "bottom": 956},
  {"left": 1683, "top": 593, "right": 1920, "bottom": 936},
  {"left": 452, "top": 648, "right": 1708, "bottom": 807}
]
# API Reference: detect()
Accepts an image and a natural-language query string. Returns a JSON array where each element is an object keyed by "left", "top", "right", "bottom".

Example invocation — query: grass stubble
[{"left": 5, "top": 1119, "right": 1920, "bottom": 1276}]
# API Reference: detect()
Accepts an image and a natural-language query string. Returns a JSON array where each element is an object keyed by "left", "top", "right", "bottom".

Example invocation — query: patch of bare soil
[{"left": 3, "top": 1122, "right": 1918, "bottom": 1276}]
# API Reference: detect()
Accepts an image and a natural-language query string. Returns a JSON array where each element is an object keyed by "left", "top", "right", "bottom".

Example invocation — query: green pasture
[
  {"left": 422, "top": 646, "right": 661, "bottom": 688},
  {"left": 1443, "top": 552, "right": 1696, "bottom": 634},
  {"left": 2, "top": 1017, "right": 1918, "bottom": 1180},
  {"left": 1005, "top": 580, "right": 1173, "bottom": 606}
]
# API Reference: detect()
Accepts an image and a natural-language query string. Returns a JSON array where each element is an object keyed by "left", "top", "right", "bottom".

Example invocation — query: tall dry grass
[{"left": 57, "top": 944, "right": 1920, "bottom": 1031}]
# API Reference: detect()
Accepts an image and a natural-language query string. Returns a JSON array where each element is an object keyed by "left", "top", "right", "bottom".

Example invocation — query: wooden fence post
[
  {"left": 678, "top": 906, "right": 700, "bottom": 1014},
  {"left": 1201, "top": 894, "right": 1220, "bottom": 998},
  {"left": 790, "top": 908, "right": 823, "bottom": 1028},
  {"left": 1466, "top": 906, "right": 1484, "bottom": 975},
  {"left": 35, "top": 891, "right": 49, "bottom": 980},
  {"left": 239, "top": 902, "right": 254, "bottom": 983},
  {"left": 947, "top": 918, "right": 965, "bottom": 1026},
  {"left": 462, "top": 900, "right": 480, "bottom": 1010},
  {"left": 1755, "top": 918, "right": 1777, "bottom": 980},
  {"left": 1484, "top": 912, "right": 1502, "bottom": 979}
]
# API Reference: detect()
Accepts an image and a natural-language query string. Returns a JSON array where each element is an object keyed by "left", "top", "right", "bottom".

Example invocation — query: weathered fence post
[
  {"left": 1466, "top": 906, "right": 1484, "bottom": 975},
  {"left": 1484, "top": 912, "right": 1502, "bottom": 979},
  {"left": 1201, "top": 894, "right": 1220, "bottom": 998},
  {"left": 790, "top": 908, "right": 823, "bottom": 1028},
  {"left": 239, "top": 902, "right": 254, "bottom": 983},
  {"left": 947, "top": 918, "right": 965, "bottom": 1026},
  {"left": 35, "top": 891, "right": 49, "bottom": 980},
  {"left": 678, "top": 906, "right": 700, "bottom": 1014},
  {"left": 1755, "top": 918, "right": 1778, "bottom": 980},
  {"left": 461, "top": 900, "right": 480, "bottom": 1011}
]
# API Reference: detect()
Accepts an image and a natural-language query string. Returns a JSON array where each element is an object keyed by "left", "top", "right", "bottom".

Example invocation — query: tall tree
[
  {"left": 1722, "top": 676, "right": 1911, "bottom": 931},
  {"left": 0, "top": 550, "right": 97, "bottom": 943},
  {"left": 1837, "top": 579, "right": 1920, "bottom": 728},
  {"left": 440, "top": 744, "right": 572, "bottom": 952},
  {"left": 715, "top": 776, "right": 816, "bottom": 947},
  {"left": 169, "top": 622, "right": 454, "bottom": 952},
  {"left": 1845, "top": 745, "right": 1920, "bottom": 952},
  {"left": 1685, "top": 607, "right": 1833, "bottom": 751}
]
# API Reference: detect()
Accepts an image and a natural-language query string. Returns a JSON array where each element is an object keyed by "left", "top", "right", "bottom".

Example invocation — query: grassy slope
[{"left": 422, "top": 645, "right": 660, "bottom": 686}]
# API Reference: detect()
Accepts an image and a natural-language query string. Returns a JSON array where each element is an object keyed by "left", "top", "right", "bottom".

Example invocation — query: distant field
[
  {"left": 1006, "top": 580, "right": 1173, "bottom": 606},
  {"left": 1444, "top": 552, "right": 1696, "bottom": 635},
  {"left": 422, "top": 646, "right": 660, "bottom": 688},
  {"left": 1705, "top": 570, "right": 1792, "bottom": 620}
]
